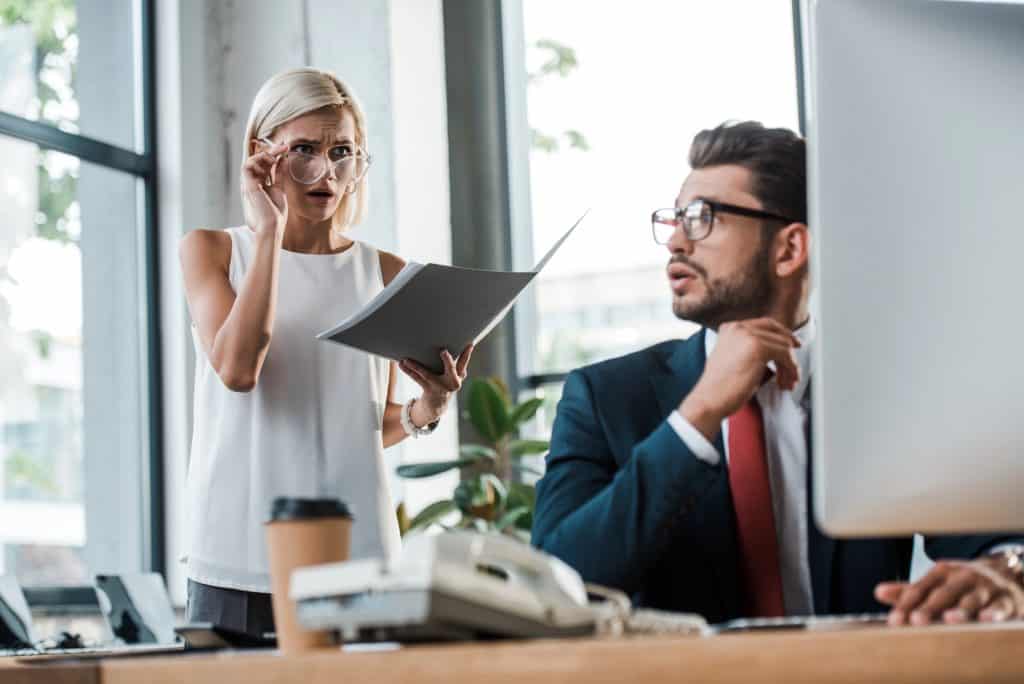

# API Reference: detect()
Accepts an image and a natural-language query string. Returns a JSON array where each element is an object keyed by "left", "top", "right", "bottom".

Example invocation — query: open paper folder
[{"left": 317, "top": 211, "right": 588, "bottom": 373}]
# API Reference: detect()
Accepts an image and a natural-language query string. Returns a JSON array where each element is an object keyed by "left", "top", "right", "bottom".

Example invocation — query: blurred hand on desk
[{"left": 875, "top": 556, "right": 1024, "bottom": 626}]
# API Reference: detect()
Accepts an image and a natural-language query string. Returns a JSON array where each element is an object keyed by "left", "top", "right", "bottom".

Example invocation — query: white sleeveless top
[{"left": 185, "top": 227, "right": 400, "bottom": 592}]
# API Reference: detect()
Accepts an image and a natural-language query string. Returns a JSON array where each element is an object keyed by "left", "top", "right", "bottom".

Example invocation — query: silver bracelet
[{"left": 401, "top": 398, "right": 439, "bottom": 438}]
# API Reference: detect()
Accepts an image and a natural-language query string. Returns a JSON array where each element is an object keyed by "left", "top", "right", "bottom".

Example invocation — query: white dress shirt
[{"left": 667, "top": 319, "right": 816, "bottom": 615}]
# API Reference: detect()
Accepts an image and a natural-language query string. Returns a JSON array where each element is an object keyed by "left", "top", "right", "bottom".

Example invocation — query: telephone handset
[
  {"left": 292, "top": 530, "right": 600, "bottom": 639},
  {"left": 426, "top": 531, "right": 594, "bottom": 626},
  {"left": 291, "top": 531, "right": 707, "bottom": 641}
]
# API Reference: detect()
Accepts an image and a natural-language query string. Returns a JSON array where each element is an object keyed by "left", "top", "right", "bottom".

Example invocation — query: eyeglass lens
[
  {"left": 652, "top": 201, "right": 713, "bottom": 243},
  {"left": 288, "top": 153, "right": 368, "bottom": 185}
]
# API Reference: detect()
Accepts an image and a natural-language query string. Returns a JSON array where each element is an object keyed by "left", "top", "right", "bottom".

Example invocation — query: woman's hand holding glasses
[{"left": 242, "top": 141, "right": 289, "bottom": 237}]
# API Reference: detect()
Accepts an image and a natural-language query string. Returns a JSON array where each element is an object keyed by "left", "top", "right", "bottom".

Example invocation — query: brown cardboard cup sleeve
[{"left": 265, "top": 497, "right": 353, "bottom": 654}]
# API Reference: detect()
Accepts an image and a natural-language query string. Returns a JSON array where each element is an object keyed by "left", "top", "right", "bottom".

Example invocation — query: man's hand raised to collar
[{"left": 678, "top": 318, "right": 801, "bottom": 442}]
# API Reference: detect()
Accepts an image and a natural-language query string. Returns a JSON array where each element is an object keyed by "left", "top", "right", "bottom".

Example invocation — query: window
[
  {"left": 0, "top": 0, "right": 160, "bottom": 585},
  {"left": 510, "top": 0, "right": 802, "bottom": 397}
]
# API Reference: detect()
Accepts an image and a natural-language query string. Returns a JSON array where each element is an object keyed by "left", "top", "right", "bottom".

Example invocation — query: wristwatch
[
  {"left": 989, "top": 545, "right": 1024, "bottom": 587},
  {"left": 400, "top": 398, "right": 440, "bottom": 438}
]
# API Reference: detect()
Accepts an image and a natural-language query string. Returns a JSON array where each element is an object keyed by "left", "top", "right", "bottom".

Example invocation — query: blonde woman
[{"left": 179, "top": 68, "right": 472, "bottom": 636}]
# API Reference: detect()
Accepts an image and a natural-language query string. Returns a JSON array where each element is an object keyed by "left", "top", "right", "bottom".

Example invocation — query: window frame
[
  {"left": 496, "top": 0, "right": 809, "bottom": 393},
  {"left": 0, "top": 0, "right": 164, "bottom": 577}
]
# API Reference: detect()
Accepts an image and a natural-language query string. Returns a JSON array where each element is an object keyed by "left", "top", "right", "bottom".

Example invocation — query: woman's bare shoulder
[
  {"left": 180, "top": 228, "right": 232, "bottom": 270},
  {"left": 377, "top": 249, "right": 407, "bottom": 287}
]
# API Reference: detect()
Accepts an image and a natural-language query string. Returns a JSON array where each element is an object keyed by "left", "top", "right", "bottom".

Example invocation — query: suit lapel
[
  {"left": 651, "top": 335, "right": 839, "bottom": 616},
  {"left": 649, "top": 330, "right": 739, "bottom": 618},
  {"left": 649, "top": 330, "right": 726, "bottom": 455}
]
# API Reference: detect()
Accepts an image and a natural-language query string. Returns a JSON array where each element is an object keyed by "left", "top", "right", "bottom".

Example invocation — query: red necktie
[{"left": 727, "top": 395, "right": 785, "bottom": 617}]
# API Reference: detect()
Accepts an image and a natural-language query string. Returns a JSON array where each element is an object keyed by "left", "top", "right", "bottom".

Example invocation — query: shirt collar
[{"left": 704, "top": 316, "right": 816, "bottom": 402}]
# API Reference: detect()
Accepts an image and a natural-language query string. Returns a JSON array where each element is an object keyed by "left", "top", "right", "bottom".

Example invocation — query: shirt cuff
[
  {"left": 986, "top": 542, "right": 1024, "bottom": 556},
  {"left": 667, "top": 410, "right": 722, "bottom": 466}
]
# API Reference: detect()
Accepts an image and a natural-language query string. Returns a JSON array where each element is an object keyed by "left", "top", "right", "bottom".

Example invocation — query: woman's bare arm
[
  {"left": 380, "top": 250, "right": 411, "bottom": 447},
  {"left": 179, "top": 227, "right": 284, "bottom": 392},
  {"left": 180, "top": 141, "right": 289, "bottom": 392}
]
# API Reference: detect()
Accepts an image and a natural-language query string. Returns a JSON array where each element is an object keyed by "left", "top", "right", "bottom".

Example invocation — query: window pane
[
  {"left": 0, "top": 135, "right": 146, "bottom": 585},
  {"left": 518, "top": 0, "right": 800, "bottom": 375},
  {"left": 0, "top": 0, "right": 140, "bottom": 151}
]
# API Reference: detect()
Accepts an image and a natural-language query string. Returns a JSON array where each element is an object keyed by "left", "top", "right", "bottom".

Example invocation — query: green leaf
[
  {"left": 479, "top": 473, "right": 508, "bottom": 508},
  {"left": 515, "top": 510, "right": 534, "bottom": 532},
  {"left": 459, "top": 444, "right": 497, "bottom": 461},
  {"left": 496, "top": 506, "right": 530, "bottom": 531},
  {"left": 509, "top": 439, "right": 549, "bottom": 458},
  {"left": 512, "top": 463, "right": 543, "bottom": 478},
  {"left": 532, "top": 38, "right": 579, "bottom": 78},
  {"left": 452, "top": 481, "right": 474, "bottom": 512},
  {"left": 468, "top": 379, "right": 510, "bottom": 442},
  {"left": 396, "top": 457, "right": 478, "bottom": 479},
  {"left": 531, "top": 128, "right": 559, "bottom": 153},
  {"left": 509, "top": 398, "right": 544, "bottom": 429},
  {"left": 408, "top": 499, "right": 456, "bottom": 532},
  {"left": 453, "top": 478, "right": 490, "bottom": 512},
  {"left": 506, "top": 482, "right": 536, "bottom": 511},
  {"left": 564, "top": 129, "right": 590, "bottom": 152}
]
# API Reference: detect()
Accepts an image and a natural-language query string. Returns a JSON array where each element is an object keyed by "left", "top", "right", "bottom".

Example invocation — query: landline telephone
[{"left": 290, "top": 531, "right": 707, "bottom": 642}]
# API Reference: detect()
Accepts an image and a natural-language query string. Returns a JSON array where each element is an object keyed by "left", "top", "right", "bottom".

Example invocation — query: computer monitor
[
  {"left": 95, "top": 573, "right": 178, "bottom": 645},
  {"left": 0, "top": 576, "right": 37, "bottom": 649},
  {"left": 804, "top": 0, "right": 1024, "bottom": 536}
]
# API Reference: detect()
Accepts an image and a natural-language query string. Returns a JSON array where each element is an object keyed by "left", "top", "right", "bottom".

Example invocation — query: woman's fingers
[
  {"left": 243, "top": 160, "right": 274, "bottom": 190},
  {"left": 401, "top": 350, "right": 474, "bottom": 395},
  {"left": 455, "top": 344, "right": 474, "bottom": 379},
  {"left": 440, "top": 350, "right": 460, "bottom": 389},
  {"left": 243, "top": 146, "right": 286, "bottom": 189},
  {"left": 256, "top": 184, "right": 285, "bottom": 217},
  {"left": 398, "top": 359, "right": 431, "bottom": 390}
]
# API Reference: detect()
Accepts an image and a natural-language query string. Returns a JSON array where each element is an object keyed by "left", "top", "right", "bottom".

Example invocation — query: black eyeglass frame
[{"left": 651, "top": 199, "right": 798, "bottom": 244}]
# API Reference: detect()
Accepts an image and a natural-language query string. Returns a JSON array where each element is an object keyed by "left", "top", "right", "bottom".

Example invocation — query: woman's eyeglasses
[{"left": 258, "top": 137, "right": 372, "bottom": 186}]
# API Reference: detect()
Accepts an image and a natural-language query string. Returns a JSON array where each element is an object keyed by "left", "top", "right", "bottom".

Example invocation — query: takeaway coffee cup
[{"left": 265, "top": 497, "right": 353, "bottom": 654}]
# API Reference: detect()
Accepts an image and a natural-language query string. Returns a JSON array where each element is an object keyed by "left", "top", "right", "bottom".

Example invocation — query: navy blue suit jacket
[{"left": 532, "top": 331, "right": 1019, "bottom": 622}]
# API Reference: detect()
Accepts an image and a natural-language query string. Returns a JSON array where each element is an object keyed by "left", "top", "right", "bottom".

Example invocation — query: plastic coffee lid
[{"left": 268, "top": 497, "right": 353, "bottom": 522}]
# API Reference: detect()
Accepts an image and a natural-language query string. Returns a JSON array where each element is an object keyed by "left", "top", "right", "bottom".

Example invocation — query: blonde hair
[{"left": 241, "top": 67, "right": 369, "bottom": 231}]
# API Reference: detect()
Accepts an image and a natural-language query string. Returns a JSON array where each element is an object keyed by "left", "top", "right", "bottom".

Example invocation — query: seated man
[{"left": 532, "top": 121, "right": 1024, "bottom": 625}]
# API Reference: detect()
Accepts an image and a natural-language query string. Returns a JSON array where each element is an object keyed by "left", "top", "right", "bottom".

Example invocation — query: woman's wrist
[
  {"left": 410, "top": 395, "right": 444, "bottom": 428},
  {"left": 401, "top": 398, "right": 440, "bottom": 438},
  {"left": 253, "top": 223, "right": 285, "bottom": 244}
]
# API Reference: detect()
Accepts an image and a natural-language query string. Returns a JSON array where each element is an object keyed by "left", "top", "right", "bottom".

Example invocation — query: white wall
[
  {"left": 157, "top": 0, "right": 455, "bottom": 604},
  {"left": 388, "top": 0, "right": 460, "bottom": 520}
]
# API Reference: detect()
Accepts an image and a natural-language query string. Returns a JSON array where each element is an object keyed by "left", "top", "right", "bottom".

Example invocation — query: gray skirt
[{"left": 186, "top": 579, "right": 275, "bottom": 638}]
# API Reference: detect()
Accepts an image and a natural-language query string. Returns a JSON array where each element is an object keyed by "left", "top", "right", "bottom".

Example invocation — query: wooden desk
[
  {"left": 0, "top": 657, "right": 97, "bottom": 684},
  {"left": 10, "top": 623, "right": 1024, "bottom": 684}
]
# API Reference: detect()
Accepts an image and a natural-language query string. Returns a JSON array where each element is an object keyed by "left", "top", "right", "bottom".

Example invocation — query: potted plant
[{"left": 396, "top": 377, "right": 549, "bottom": 542}]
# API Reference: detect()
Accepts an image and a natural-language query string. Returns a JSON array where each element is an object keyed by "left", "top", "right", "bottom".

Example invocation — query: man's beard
[{"left": 671, "top": 241, "right": 775, "bottom": 329}]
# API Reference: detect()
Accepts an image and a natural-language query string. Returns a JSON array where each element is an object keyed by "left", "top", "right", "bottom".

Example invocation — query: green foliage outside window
[
  {"left": 528, "top": 38, "right": 589, "bottom": 154},
  {"left": 1, "top": 0, "right": 80, "bottom": 245},
  {"left": 0, "top": 0, "right": 78, "bottom": 501}
]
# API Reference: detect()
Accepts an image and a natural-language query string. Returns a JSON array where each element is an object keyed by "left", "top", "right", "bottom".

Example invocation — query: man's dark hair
[{"left": 688, "top": 121, "right": 806, "bottom": 227}]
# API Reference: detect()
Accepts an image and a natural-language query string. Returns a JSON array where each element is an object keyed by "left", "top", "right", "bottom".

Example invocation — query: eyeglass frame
[
  {"left": 257, "top": 136, "right": 373, "bottom": 186},
  {"left": 651, "top": 199, "right": 798, "bottom": 244}
]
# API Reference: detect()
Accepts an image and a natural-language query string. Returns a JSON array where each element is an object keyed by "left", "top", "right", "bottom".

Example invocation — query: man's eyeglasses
[
  {"left": 652, "top": 199, "right": 797, "bottom": 244},
  {"left": 258, "top": 137, "right": 372, "bottom": 185}
]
